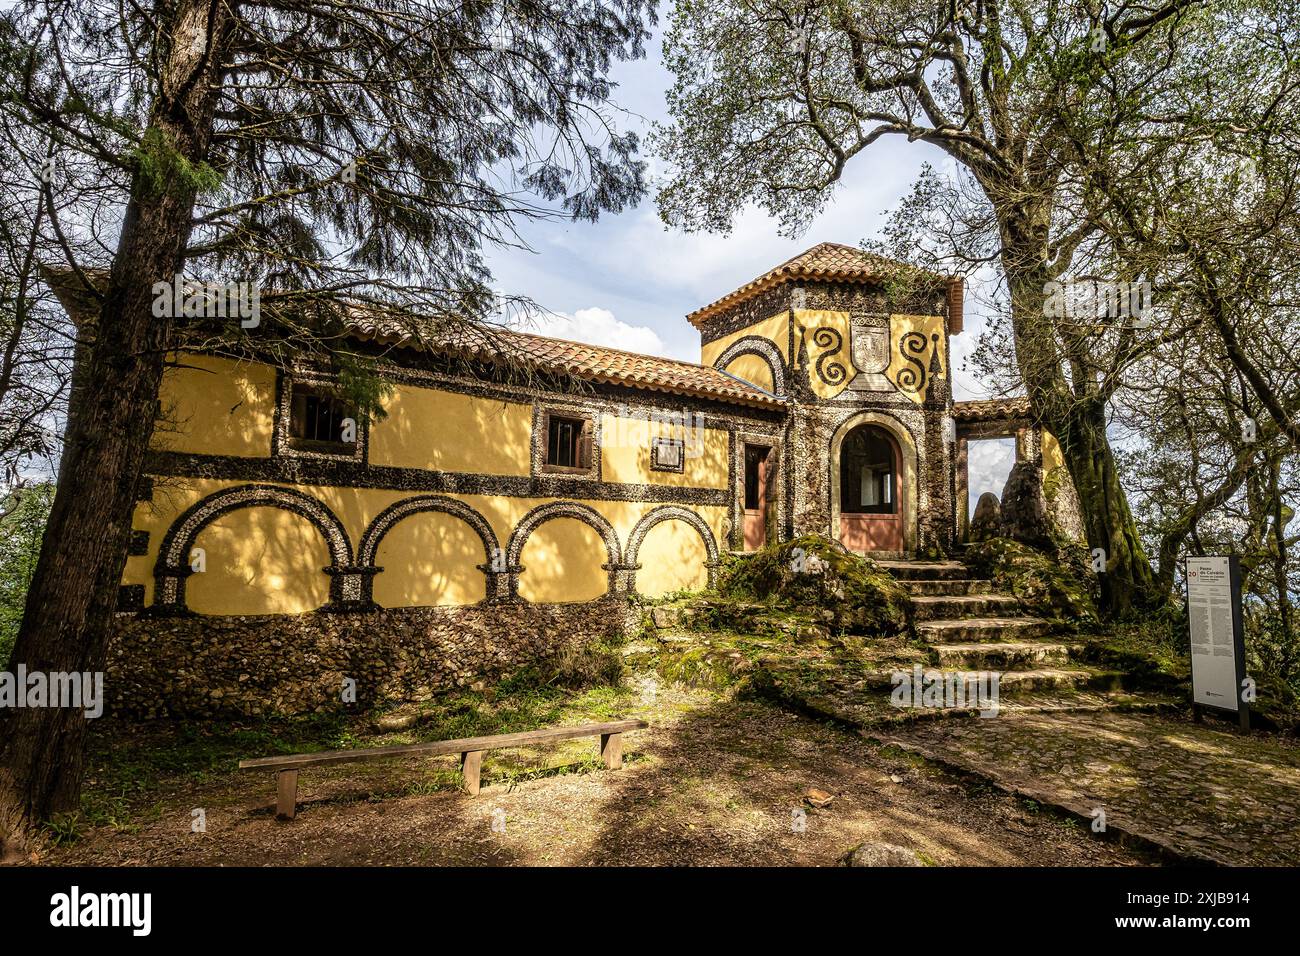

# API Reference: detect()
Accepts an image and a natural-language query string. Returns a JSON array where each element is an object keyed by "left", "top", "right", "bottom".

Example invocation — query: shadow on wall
[
  {"left": 368, "top": 387, "right": 532, "bottom": 475},
  {"left": 373, "top": 510, "right": 488, "bottom": 607},
  {"left": 635, "top": 519, "right": 709, "bottom": 597},
  {"left": 517, "top": 517, "right": 609, "bottom": 604},
  {"left": 186, "top": 505, "right": 331, "bottom": 615}
]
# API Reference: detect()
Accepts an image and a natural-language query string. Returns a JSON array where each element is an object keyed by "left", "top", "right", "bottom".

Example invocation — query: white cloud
[{"left": 510, "top": 306, "right": 671, "bottom": 358}]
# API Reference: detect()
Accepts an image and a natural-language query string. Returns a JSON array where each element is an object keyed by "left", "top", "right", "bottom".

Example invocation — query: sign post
[{"left": 1186, "top": 555, "right": 1250, "bottom": 732}]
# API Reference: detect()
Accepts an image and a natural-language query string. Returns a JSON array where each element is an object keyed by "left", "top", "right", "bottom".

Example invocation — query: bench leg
[
  {"left": 461, "top": 750, "right": 483, "bottom": 796},
  {"left": 600, "top": 732, "right": 623, "bottom": 770},
  {"left": 276, "top": 769, "right": 298, "bottom": 821}
]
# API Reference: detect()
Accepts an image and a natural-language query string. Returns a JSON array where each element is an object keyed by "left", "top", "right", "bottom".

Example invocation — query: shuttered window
[{"left": 543, "top": 413, "right": 593, "bottom": 472}]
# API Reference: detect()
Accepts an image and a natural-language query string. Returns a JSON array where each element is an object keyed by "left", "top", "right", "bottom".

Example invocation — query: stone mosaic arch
[
  {"left": 358, "top": 495, "right": 506, "bottom": 604},
  {"left": 625, "top": 506, "right": 721, "bottom": 591},
  {"left": 828, "top": 411, "right": 920, "bottom": 555},
  {"left": 505, "top": 501, "right": 624, "bottom": 600},
  {"left": 711, "top": 335, "right": 787, "bottom": 397},
  {"left": 359, "top": 496, "right": 500, "bottom": 566},
  {"left": 152, "top": 484, "right": 357, "bottom": 613}
]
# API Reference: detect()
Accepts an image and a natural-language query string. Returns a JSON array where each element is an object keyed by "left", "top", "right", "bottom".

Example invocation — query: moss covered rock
[
  {"left": 963, "top": 536, "right": 1099, "bottom": 625},
  {"left": 716, "top": 535, "right": 909, "bottom": 637}
]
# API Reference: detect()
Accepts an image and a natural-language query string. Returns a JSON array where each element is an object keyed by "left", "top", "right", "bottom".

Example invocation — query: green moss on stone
[
  {"left": 964, "top": 536, "right": 1099, "bottom": 625},
  {"left": 716, "top": 535, "right": 909, "bottom": 637}
]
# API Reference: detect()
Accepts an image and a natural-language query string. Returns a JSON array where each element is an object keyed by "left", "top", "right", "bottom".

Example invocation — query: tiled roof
[
  {"left": 687, "top": 242, "right": 960, "bottom": 329},
  {"left": 952, "top": 397, "right": 1033, "bottom": 422},
  {"left": 38, "top": 266, "right": 784, "bottom": 410},
  {"left": 344, "top": 312, "right": 786, "bottom": 409}
]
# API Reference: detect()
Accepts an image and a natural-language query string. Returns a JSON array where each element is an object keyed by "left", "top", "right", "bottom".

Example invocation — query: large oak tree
[
  {"left": 653, "top": 0, "right": 1286, "bottom": 615},
  {"left": 0, "top": 0, "right": 656, "bottom": 859}
]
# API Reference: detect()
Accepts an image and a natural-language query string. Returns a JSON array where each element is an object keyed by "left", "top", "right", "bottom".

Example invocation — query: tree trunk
[
  {"left": 0, "top": 0, "right": 231, "bottom": 860},
  {"left": 999, "top": 225, "right": 1162, "bottom": 617},
  {"left": 1052, "top": 397, "right": 1160, "bottom": 616}
]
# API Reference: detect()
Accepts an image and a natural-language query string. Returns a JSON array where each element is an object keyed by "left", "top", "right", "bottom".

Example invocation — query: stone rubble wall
[{"left": 107, "top": 598, "right": 638, "bottom": 718}]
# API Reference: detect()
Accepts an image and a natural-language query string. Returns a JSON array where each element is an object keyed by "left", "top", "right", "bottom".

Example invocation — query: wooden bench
[{"left": 238, "top": 719, "right": 649, "bottom": 820}]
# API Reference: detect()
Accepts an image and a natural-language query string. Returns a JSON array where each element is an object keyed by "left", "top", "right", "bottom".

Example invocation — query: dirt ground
[
  {"left": 881, "top": 708, "right": 1300, "bottom": 866},
  {"left": 39, "top": 681, "right": 1158, "bottom": 867}
]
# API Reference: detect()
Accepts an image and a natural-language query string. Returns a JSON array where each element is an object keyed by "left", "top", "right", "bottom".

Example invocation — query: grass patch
[{"left": 73, "top": 653, "right": 635, "bottom": 841}]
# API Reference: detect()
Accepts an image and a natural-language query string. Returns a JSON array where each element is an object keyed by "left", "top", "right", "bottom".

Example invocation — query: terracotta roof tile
[
  {"left": 40, "top": 266, "right": 785, "bottom": 411},
  {"left": 952, "top": 397, "right": 1033, "bottom": 422},
  {"left": 344, "top": 311, "right": 786, "bottom": 410},
  {"left": 687, "top": 242, "right": 957, "bottom": 328}
]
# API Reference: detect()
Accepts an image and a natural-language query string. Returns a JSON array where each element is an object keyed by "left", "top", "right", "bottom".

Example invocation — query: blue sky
[{"left": 481, "top": 25, "right": 1015, "bottom": 510}]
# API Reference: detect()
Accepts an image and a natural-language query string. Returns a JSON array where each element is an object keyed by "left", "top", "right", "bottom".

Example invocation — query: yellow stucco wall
[
  {"left": 886, "top": 313, "right": 947, "bottom": 404},
  {"left": 185, "top": 505, "right": 332, "bottom": 615},
  {"left": 700, "top": 312, "right": 790, "bottom": 368},
  {"left": 600, "top": 411, "right": 729, "bottom": 488},
  {"left": 372, "top": 509, "right": 488, "bottom": 607},
  {"left": 793, "top": 309, "right": 854, "bottom": 400},
  {"left": 125, "top": 478, "right": 728, "bottom": 612},
  {"left": 789, "top": 309, "right": 948, "bottom": 403},
  {"left": 635, "top": 519, "right": 710, "bottom": 596},
  {"left": 369, "top": 386, "right": 532, "bottom": 475},
  {"left": 152, "top": 354, "right": 276, "bottom": 457},
  {"left": 133, "top": 349, "right": 739, "bottom": 612},
  {"left": 516, "top": 517, "right": 609, "bottom": 603},
  {"left": 720, "top": 354, "right": 775, "bottom": 392}
]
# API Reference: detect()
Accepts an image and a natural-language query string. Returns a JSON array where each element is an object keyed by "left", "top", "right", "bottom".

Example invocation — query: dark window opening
[
  {"left": 744, "top": 445, "right": 768, "bottom": 510},
  {"left": 289, "top": 384, "right": 357, "bottom": 453},
  {"left": 840, "top": 425, "right": 897, "bottom": 515},
  {"left": 544, "top": 413, "right": 592, "bottom": 472}
]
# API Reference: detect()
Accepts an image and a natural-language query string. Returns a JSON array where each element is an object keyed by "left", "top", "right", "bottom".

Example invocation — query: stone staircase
[{"left": 878, "top": 559, "right": 1129, "bottom": 701}]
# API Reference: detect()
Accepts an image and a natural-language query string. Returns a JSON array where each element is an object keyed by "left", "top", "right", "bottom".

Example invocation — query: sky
[{"left": 482, "top": 25, "right": 1015, "bottom": 510}]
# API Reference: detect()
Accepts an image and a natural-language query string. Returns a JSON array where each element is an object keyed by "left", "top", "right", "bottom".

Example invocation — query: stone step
[
  {"left": 902, "top": 578, "right": 995, "bottom": 596},
  {"left": 933, "top": 640, "right": 1077, "bottom": 669},
  {"left": 877, "top": 560, "right": 970, "bottom": 580},
  {"left": 997, "top": 668, "right": 1126, "bottom": 694},
  {"left": 916, "top": 616, "right": 1054, "bottom": 644},
  {"left": 870, "top": 666, "right": 1125, "bottom": 699},
  {"left": 909, "top": 593, "right": 1022, "bottom": 621}
]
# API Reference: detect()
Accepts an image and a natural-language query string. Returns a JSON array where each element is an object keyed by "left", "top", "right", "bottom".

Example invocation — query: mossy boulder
[
  {"left": 963, "top": 536, "right": 1099, "bottom": 625},
  {"left": 716, "top": 535, "right": 909, "bottom": 637}
]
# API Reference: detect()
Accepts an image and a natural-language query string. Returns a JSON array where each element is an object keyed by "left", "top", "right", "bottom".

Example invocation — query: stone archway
[
  {"left": 625, "top": 505, "right": 721, "bottom": 592},
  {"left": 358, "top": 495, "right": 505, "bottom": 604},
  {"left": 828, "top": 412, "right": 919, "bottom": 556},
  {"left": 505, "top": 501, "right": 624, "bottom": 601},
  {"left": 152, "top": 484, "right": 358, "bottom": 613}
]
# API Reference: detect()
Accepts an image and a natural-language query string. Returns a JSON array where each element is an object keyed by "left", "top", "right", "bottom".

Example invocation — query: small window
[
  {"left": 544, "top": 413, "right": 593, "bottom": 472},
  {"left": 651, "top": 437, "right": 685, "bottom": 473},
  {"left": 289, "top": 384, "right": 357, "bottom": 454}
]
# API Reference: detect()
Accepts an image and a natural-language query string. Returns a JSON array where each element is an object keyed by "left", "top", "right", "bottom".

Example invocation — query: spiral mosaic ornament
[
  {"left": 812, "top": 327, "right": 847, "bottom": 386},
  {"left": 897, "top": 331, "right": 929, "bottom": 394}
]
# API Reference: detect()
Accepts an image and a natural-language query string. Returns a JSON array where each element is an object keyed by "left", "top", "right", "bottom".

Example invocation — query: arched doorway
[{"left": 838, "top": 424, "right": 903, "bottom": 553}]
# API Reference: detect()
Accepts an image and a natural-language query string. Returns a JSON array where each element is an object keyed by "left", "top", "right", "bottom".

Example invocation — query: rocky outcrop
[
  {"left": 970, "top": 492, "right": 1002, "bottom": 541},
  {"left": 840, "top": 842, "right": 923, "bottom": 866},
  {"left": 999, "top": 460, "right": 1055, "bottom": 549},
  {"left": 962, "top": 537, "right": 1099, "bottom": 624},
  {"left": 716, "top": 535, "right": 910, "bottom": 636}
]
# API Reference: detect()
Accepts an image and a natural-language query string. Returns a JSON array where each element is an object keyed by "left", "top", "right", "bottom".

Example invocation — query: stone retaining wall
[{"left": 107, "top": 598, "right": 638, "bottom": 718}]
